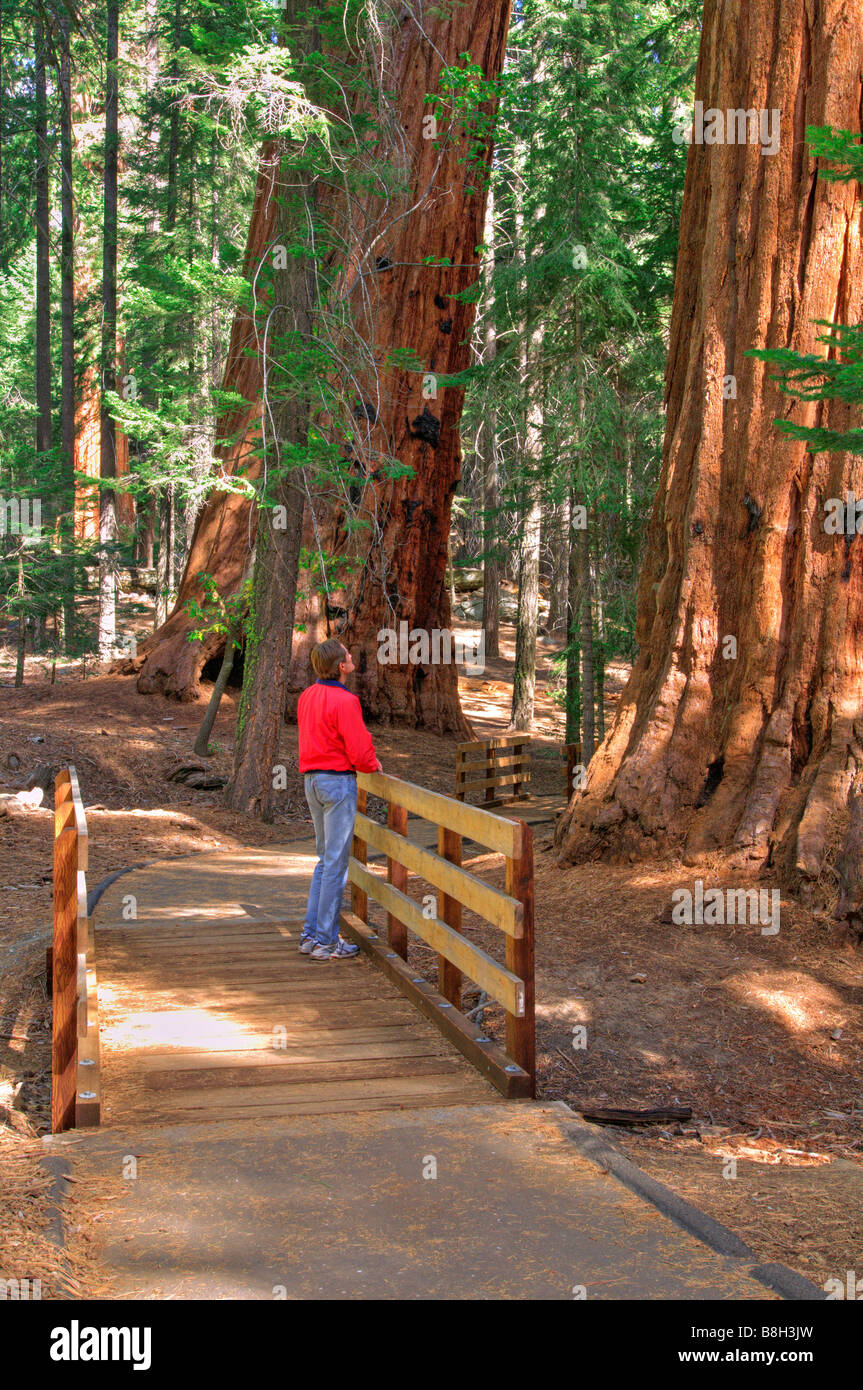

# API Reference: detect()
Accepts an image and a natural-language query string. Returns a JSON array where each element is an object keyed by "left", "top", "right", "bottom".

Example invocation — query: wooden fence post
[
  {"left": 387, "top": 801, "right": 408, "bottom": 959},
  {"left": 505, "top": 820, "right": 535, "bottom": 1095},
  {"left": 351, "top": 788, "right": 368, "bottom": 922},
  {"left": 455, "top": 747, "right": 466, "bottom": 801},
  {"left": 52, "top": 775, "right": 78, "bottom": 1133},
  {"left": 484, "top": 743, "right": 496, "bottom": 807},
  {"left": 512, "top": 739, "right": 528, "bottom": 800},
  {"left": 437, "top": 826, "right": 462, "bottom": 1007}
]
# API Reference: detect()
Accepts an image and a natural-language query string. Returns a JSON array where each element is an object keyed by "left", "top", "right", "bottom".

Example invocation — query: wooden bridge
[
  {"left": 51, "top": 766, "right": 540, "bottom": 1131},
  {"left": 44, "top": 763, "right": 792, "bottom": 1302}
]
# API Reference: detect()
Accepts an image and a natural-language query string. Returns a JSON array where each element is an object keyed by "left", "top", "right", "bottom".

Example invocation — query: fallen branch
[
  {"left": 580, "top": 1105, "right": 693, "bottom": 1127},
  {"left": 464, "top": 991, "right": 489, "bottom": 1021}
]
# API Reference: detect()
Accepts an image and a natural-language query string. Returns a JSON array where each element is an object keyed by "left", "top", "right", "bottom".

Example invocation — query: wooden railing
[
  {"left": 455, "top": 733, "right": 531, "bottom": 808},
  {"left": 341, "top": 772, "right": 535, "bottom": 1098},
  {"left": 51, "top": 768, "right": 101, "bottom": 1132}
]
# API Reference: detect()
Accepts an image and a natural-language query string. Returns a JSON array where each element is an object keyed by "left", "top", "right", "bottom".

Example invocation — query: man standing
[{"left": 297, "top": 639, "right": 381, "bottom": 960}]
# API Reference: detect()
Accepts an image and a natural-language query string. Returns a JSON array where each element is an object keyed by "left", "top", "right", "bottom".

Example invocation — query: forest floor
[{"left": 1, "top": 591, "right": 861, "bottom": 1296}]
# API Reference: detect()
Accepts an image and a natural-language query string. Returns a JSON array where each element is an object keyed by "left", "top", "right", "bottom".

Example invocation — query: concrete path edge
[
  {"left": 38, "top": 1152, "right": 83, "bottom": 1298},
  {"left": 39, "top": 1107, "right": 828, "bottom": 1302},
  {"left": 40, "top": 1152, "right": 71, "bottom": 1250},
  {"left": 552, "top": 1102, "right": 827, "bottom": 1301}
]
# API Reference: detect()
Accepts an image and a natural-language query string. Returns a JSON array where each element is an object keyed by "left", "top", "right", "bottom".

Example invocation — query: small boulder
[
  {"left": 166, "top": 762, "right": 207, "bottom": 784},
  {"left": 183, "top": 772, "right": 228, "bottom": 790}
]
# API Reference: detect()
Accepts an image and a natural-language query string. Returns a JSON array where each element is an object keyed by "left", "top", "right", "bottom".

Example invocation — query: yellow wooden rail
[
  {"left": 51, "top": 768, "right": 101, "bottom": 1132},
  {"left": 352, "top": 813, "right": 524, "bottom": 936},
  {"left": 455, "top": 732, "right": 531, "bottom": 808},
  {"left": 341, "top": 771, "right": 535, "bottom": 1098}
]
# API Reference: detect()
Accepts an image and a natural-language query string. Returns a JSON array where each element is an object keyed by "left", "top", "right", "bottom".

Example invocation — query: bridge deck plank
[{"left": 97, "top": 915, "right": 494, "bottom": 1125}]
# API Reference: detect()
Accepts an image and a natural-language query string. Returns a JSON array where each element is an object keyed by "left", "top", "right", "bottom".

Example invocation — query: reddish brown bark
[
  {"left": 556, "top": 0, "right": 863, "bottom": 894},
  {"left": 73, "top": 372, "right": 133, "bottom": 539},
  {"left": 72, "top": 72, "right": 133, "bottom": 543},
  {"left": 133, "top": 141, "right": 282, "bottom": 692},
  {"left": 134, "top": 4, "right": 512, "bottom": 734}
]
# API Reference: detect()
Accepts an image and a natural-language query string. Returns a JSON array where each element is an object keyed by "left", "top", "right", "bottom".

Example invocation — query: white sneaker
[{"left": 311, "top": 938, "right": 360, "bottom": 960}]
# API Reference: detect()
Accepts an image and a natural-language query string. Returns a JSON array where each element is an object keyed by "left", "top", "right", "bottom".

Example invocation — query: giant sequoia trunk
[
  {"left": 134, "top": 2, "right": 512, "bottom": 734},
  {"left": 556, "top": 0, "right": 863, "bottom": 893}
]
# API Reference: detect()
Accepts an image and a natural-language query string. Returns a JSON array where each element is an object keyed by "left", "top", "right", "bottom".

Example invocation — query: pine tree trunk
[
  {"left": 166, "top": 483, "right": 176, "bottom": 598},
  {"left": 58, "top": 12, "right": 76, "bottom": 651},
  {"left": 510, "top": 311, "right": 543, "bottom": 730},
  {"left": 578, "top": 520, "right": 595, "bottom": 763},
  {"left": 479, "top": 178, "right": 499, "bottom": 660},
  {"left": 508, "top": 152, "right": 540, "bottom": 732},
  {"left": 193, "top": 640, "right": 235, "bottom": 758},
  {"left": 593, "top": 544, "right": 605, "bottom": 741},
  {"left": 15, "top": 621, "right": 26, "bottom": 688},
  {"left": 447, "top": 537, "right": 457, "bottom": 611},
  {"left": 97, "top": 0, "right": 119, "bottom": 660},
  {"left": 210, "top": 128, "right": 220, "bottom": 386},
  {"left": 557, "top": 0, "right": 863, "bottom": 889},
  {"left": 166, "top": 0, "right": 180, "bottom": 232},
  {"left": 510, "top": 484, "right": 541, "bottom": 730},
  {"left": 154, "top": 487, "right": 172, "bottom": 629},
  {"left": 133, "top": 2, "right": 512, "bottom": 734},
  {"left": 565, "top": 497, "right": 581, "bottom": 746},
  {"left": 226, "top": 45, "right": 317, "bottom": 819},
  {"left": 564, "top": 69, "right": 586, "bottom": 758},
  {"left": 131, "top": 0, "right": 159, "bottom": 584},
  {"left": 0, "top": 4, "right": 3, "bottom": 263},
  {"left": 572, "top": 283, "right": 593, "bottom": 760},
  {"left": 14, "top": 555, "right": 26, "bottom": 687},
  {"left": 34, "top": 14, "right": 51, "bottom": 461},
  {"left": 226, "top": 468, "right": 305, "bottom": 818},
  {"left": 135, "top": 493, "right": 155, "bottom": 567},
  {"left": 547, "top": 497, "right": 569, "bottom": 638},
  {"left": 482, "top": 427, "right": 500, "bottom": 660}
]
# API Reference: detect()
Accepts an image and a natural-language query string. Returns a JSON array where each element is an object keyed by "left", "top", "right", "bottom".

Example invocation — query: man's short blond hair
[{"left": 311, "top": 638, "right": 347, "bottom": 678}]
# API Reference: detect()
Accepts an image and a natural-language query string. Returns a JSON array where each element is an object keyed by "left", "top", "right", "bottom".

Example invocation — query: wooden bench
[
  {"left": 50, "top": 767, "right": 101, "bottom": 1132},
  {"left": 340, "top": 771, "right": 535, "bottom": 1098},
  {"left": 455, "top": 733, "right": 531, "bottom": 808}
]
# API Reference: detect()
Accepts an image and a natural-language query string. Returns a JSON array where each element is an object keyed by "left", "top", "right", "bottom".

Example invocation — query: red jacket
[{"left": 297, "top": 679, "right": 378, "bottom": 774}]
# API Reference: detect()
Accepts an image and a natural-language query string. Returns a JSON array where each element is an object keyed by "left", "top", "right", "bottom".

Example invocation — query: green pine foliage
[
  {"left": 1, "top": 0, "right": 703, "bottom": 720},
  {"left": 458, "top": 0, "right": 700, "bottom": 730},
  {"left": 748, "top": 129, "right": 863, "bottom": 458}
]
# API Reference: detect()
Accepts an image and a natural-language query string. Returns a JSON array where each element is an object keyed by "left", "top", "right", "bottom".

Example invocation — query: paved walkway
[{"left": 47, "top": 1103, "right": 777, "bottom": 1300}]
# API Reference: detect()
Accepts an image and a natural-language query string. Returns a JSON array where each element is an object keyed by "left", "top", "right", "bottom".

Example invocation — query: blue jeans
[{"left": 303, "top": 773, "right": 358, "bottom": 949}]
